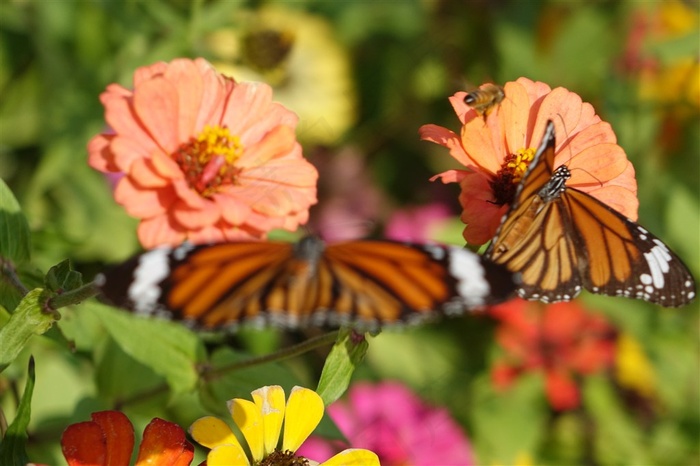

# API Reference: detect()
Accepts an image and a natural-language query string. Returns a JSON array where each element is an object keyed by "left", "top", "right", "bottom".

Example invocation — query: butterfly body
[
  {"left": 486, "top": 120, "right": 695, "bottom": 307},
  {"left": 96, "top": 237, "right": 518, "bottom": 331}
]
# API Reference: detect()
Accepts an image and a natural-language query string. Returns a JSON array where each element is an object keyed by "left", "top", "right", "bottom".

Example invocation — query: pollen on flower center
[
  {"left": 490, "top": 147, "right": 536, "bottom": 206},
  {"left": 173, "top": 125, "right": 244, "bottom": 197}
]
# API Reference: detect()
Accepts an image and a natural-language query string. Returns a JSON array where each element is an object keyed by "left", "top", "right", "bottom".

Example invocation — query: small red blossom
[
  {"left": 420, "top": 77, "right": 638, "bottom": 245},
  {"left": 61, "top": 411, "right": 193, "bottom": 466},
  {"left": 88, "top": 57, "right": 318, "bottom": 248},
  {"left": 488, "top": 299, "right": 617, "bottom": 411}
]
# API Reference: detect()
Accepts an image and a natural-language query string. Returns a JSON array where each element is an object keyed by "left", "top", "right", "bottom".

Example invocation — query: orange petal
[
  {"left": 102, "top": 86, "right": 153, "bottom": 149},
  {"left": 90, "top": 411, "right": 135, "bottom": 466},
  {"left": 501, "top": 80, "right": 532, "bottom": 154},
  {"left": 430, "top": 169, "right": 470, "bottom": 184},
  {"left": 133, "top": 77, "right": 180, "bottom": 154},
  {"left": 61, "top": 421, "right": 108, "bottom": 466},
  {"left": 458, "top": 171, "right": 507, "bottom": 245},
  {"left": 130, "top": 158, "right": 171, "bottom": 188},
  {"left": 87, "top": 134, "right": 119, "bottom": 173},
  {"left": 137, "top": 214, "right": 187, "bottom": 248},
  {"left": 110, "top": 135, "right": 154, "bottom": 173},
  {"left": 238, "top": 126, "right": 297, "bottom": 168},
  {"left": 223, "top": 81, "right": 275, "bottom": 140},
  {"left": 460, "top": 117, "right": 502, "bottom": 174},
  {"left": 162, "top": 58, "right": 206, "bottom": 139},
  {"left": 172, "top": 198, "right": 222, "bottom": 229},
  {"left": 135, "top": 418, "right": 194, "bottom": 466},
  {"left": 114, "top": 177, "right": 174, "bottom": 218},
  {"left": 212, "top": 192, "right": 252, "bottom": 225}
]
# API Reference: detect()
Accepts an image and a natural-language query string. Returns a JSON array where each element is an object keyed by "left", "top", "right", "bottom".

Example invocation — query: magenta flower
[
  {"left": 297, "top": 381, "right": 476, "bottom": 466},
  {"left": 384, "top": 203, "right": 452, "bottom": 242}
]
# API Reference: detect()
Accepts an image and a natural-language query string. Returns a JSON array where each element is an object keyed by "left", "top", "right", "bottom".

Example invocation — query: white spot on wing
[
  {"left": 128, "top": 247, "right": 171, "bottom": 315},
  {"left": 448, "top": 248, "right": 489, "bottom": 307}
]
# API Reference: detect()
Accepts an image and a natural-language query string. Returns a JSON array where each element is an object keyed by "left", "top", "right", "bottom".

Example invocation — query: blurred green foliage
[{"left": 0, "top": 0, "right": 698, "bottom": 464}]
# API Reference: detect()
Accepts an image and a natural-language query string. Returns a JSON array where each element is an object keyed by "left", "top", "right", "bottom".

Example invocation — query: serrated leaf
[
  {"left": 63, "top": 270, "right": 83, "bottom": 291},
  {"left": 316, "top": 329, "right": 369, "bottom": 406},
  {"left": 44, "top": 259, "right": 71, "bottom": 292},
  {"left": 0, "top": 289, "right": 56, "bottom": 372},
  {"left": 90, "top": 302, "right": 204, "bottom": 393},
  {"left": 0, "top": 178, "right": 31, "bottom": 263},
  {"left": 0, "top": 357, "right": 35, "bottom": 465}
]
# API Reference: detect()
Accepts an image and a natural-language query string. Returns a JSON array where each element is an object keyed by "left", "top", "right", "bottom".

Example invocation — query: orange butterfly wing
[
  {"left": 487, "top": 120, "right": 695, "bottom": 307},
  {"left": 97, "top": 237, "right": 518, "bottom": 330}
]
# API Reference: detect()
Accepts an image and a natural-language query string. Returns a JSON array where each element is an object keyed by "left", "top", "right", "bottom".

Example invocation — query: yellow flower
[
  {"left": 189, "top": 385, "right": 379, "bottom": 466},
  {"left": 207, "top": 6, "right": 356, "bottom": 145},
  {"left": 615, "top": 332, "right": 657, "bottom": 398}
]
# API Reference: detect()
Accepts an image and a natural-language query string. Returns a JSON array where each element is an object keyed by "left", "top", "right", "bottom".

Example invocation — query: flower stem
[
  {"left": 114, "top": 330, "right": 340, "bottom": 408},
  {"left": 47, "top": 282, "right": 100, "bottom": 310},
  {"left": 0, "top": 258, "right": 29, "bottom": 296},
  {"left": 202, "top": 330, "right": 340, "bottom": 382}
]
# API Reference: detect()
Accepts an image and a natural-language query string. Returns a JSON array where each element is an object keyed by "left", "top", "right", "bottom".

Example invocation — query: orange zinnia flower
[
  {"left": 88, "top": 58, "right": 318, "bottom": 248},
  {"left": 420, "top": 77, "right": 638, "bottom": 245}
]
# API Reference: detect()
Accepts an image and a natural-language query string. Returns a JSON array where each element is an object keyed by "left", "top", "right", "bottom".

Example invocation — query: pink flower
[
  {"left": 420, "top": 78, "right": 638, "bottom": 245},
  {"left": 297, "top": 381, "right": 476, "bottom": 465},
  {"left": 88, "top": 58, "right": 318, "bottom": 248},
  {"left": 384, "top": 203, "right": 452, "bottom": 242}
]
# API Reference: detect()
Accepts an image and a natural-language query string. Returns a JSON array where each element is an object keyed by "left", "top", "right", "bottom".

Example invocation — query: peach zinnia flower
[
  {"left": 88, "top": 58, "right": 318, "bottom": 248},
  {"left": 420, "top": 78, "right": 638, "bottom": 245}
]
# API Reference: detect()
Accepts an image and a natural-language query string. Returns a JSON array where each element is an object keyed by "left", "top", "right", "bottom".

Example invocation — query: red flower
[
  {"left": 489, "top": 299, "right": 617, "bottom": 411},
  {"left": 61, "top": 411, "right": 193, "bottom": 466}
]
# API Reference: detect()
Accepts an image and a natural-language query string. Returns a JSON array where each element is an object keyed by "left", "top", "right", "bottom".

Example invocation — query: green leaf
[
  {"left": 584, "top": 375, "right": 650, "bottom": 465},
  {"left": 316, "top": 328, "right": 369, "bottom": 406},
  {"left": 0, "top": 176, "right": 31, "bottom": 264},
  {"left": 471, "top": 373, "right": 547, "bottom": 464},
  {"left": 90, "top": 302, "right": 204, "bottom": 394},
  {"left": 0, "top": 356, "right": 35, "bottom": 465},
  {"left": 44, "top": 259, "right": 71, "bottom": 292},
  {"left": 199, "top": 346, "right": 301, "bottom": 415},
  {"left": 0, "top": 289, "right": 56, "bottom": 372}
]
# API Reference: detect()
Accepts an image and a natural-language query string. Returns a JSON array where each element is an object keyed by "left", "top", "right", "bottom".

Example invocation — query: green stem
[
  {"left": 0, "top": 258, "right": 29, "bottom": 296},
  {"left": 202, "top": 330, "right": 340, "bottom": 382},
  {"left": 114, "top": 330, "right": 340, "bottom": 409},
  {"left": 47, "top": 281, "right": 100, "bottom": 310}
]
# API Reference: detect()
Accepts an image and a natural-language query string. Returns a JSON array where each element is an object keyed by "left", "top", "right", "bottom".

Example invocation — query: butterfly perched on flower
[
  {"left": 95, "top": 236, "right": 519, "bottom": 331},
  {"left": 486, "top": 120, "right": 696, "bottom": 307}
]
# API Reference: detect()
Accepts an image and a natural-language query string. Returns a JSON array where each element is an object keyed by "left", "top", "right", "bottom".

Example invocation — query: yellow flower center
[
  {"left": 490, "top": 147, "right": 536, "bottom": 206},
  {"left": 173, "top": 125, "right": 244, "bottom": 197}
]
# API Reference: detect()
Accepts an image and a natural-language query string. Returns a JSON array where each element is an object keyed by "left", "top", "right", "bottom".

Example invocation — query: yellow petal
[
  {"left": 319, "top": 449, "right": 380, "bottom": 466},
  {"left": 229, "top": 398, "right": 265, "bottom": 461},
  {"left": 282, "top": 386, "right": 324, "bottom": 452},
  {"left": 188, "top": 416, "right": 240, "bottom": 449},
  {"left": 207, "top": 444, "right": 250, "bottom": 466},
  {"left": 252, "top": 385, "right": 286, "bottom": 456}
]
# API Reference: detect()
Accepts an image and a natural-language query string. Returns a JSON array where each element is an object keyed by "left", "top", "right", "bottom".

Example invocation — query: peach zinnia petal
[
  {"left": 420, "top": 77, "right": 638, "bottom": 245},
  {"left": 88, "top": 58, "right": 318, "bottom": 248}
]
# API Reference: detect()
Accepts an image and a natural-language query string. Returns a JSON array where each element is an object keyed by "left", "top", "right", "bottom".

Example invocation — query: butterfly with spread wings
[
  {"left": 96, "top": 236, "right": 518, "bottom": 331},
  {"left": 485, "top": 120, "right": 696, "bottom": 307}
]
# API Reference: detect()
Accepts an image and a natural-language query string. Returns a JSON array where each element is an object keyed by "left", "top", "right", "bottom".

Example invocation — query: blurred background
[{"left": 1, "top": 0, "right": 698, "bottom": 464}]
